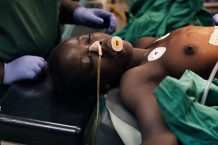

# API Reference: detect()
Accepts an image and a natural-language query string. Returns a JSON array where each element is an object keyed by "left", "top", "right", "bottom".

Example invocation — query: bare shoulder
[
  {"left": 119, "top": 64, "right": 161, "bottom": 110},
  {"left": 134, "top": 37, "right": 158, "bottom": 48},
  {"left": 120, "top": 65, "right": 154, "bottom": 93},
  {"left": 120, "top": 65, "right": 147, "bottom": 87}
]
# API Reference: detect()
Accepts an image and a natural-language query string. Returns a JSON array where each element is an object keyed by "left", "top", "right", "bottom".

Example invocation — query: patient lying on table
[{"left": 49, "top": 25, "right": 218, "bottom": 145}]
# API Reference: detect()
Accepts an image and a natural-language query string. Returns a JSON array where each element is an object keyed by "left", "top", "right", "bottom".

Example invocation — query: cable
[{"left": 201, "top": 61, "right": 218, "bottom": 104}]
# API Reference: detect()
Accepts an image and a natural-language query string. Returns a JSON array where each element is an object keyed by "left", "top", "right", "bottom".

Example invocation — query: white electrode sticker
[
  {"left": 153, "top": 33, "right": 170, "bottom": 43},
  {"left": 209, "top": 26, "right": 218, "bottom": 46},
  {"left": 147, "top": 47, "right": 166, "bottom": 61}
]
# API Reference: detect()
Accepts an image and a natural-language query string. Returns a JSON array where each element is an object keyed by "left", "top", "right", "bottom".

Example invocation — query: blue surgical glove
[
  {"left": 213, "top": 13, "right": 218, "bottom": 26},
  {"left": 73, "top": 7, "right": 116, "bottom": 34},
  {"left": 4, "top": 55, "right": 47, "bottom": 85}
]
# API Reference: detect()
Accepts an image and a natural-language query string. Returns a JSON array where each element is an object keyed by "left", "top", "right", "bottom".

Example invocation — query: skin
[
  {"left": 54, "top": 32, "right": 143, "bottom": 90},
  {"left": 120, "top": 26, "right": 218, "bottom": 145},
  {"left": 52, "top": 26, "right": 218, "bottom": 145}
]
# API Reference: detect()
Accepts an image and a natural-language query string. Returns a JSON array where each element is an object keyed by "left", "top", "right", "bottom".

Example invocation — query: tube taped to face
[
  {"left": 209, "top": 26, "right": 218, "bottom": 46},
  {"left": 89, "top": 36, "right": 123, "bottom": 56},
  {"left": 89, "top": 41, "right": 102, "bottom": 56}
]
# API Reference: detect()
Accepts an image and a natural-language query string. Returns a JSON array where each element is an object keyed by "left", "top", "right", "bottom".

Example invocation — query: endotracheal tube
[
  {"left": 89, "top": 40, "right": 102, "bottom": 145},
  {"left": 111, "top": 36, "right": 123, "bottom": 52}
]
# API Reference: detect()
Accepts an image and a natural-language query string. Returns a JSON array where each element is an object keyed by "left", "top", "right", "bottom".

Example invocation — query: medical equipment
[
  {"left": 88, "top": 36, "right": 123, "bottom": 145},
  {"left": 201, "top": 61, "right": 218, "bottom": 104},
  {"left": 153, "top": 33, "right": 170, "bottom": 43},
  {"left": 147, "top": 47, "right": 166, "bottom": 61},
  {"left": 201, "top": 26, "right": 218, "bottom": 104},
  {"left": 209, "top": 26, "right": 218, "bottom": 46},
  {"left": 89, "top": 41, "right": 103, "bottom": 56},
  {"left": 89, "top": 36, "right": 124, "bottom": 54},
  {"left": 89, "top": 40, "right": 102, "bottom": 145},
  {"left": 111, "top": 36, "right": 123, "bottom": 52},
  {"left": 0, "top": 75, "right": 96, "bottom": 145}
]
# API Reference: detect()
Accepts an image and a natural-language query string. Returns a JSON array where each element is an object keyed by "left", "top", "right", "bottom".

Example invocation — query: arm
[
  {"left": 120, "top": 65, "right": 178, "bottom": 145},
  {"left": 0, "top": 56, "right": 47, "bottom": 85},
  {"left": 59, "top": 0, "right": 80, "bottom": 24},
  {"left": 59, "top": 0, "right": 116, "bottom": 34}
]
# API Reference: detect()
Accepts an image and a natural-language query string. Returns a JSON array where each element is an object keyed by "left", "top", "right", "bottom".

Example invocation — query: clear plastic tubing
[{"left": 201, "top": 61, "right": 218, "bottom": 104}]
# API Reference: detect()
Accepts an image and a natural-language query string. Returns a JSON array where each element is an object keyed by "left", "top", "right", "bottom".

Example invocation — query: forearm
[
  {"left": 120, "top": 69, "right": 178, "bottom": 144},
  {"left": 59, "top": 0, "right": 80, "bottom": 24},
  {"left": 121, "top": 85, "right": 178, "bottom": 145},
  {"left": 0, "top": 61, "right": 4, "bottom": 85}
]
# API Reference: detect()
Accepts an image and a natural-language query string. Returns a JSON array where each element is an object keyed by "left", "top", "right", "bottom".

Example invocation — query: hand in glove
[
  {"left": 73, "top": 7, "right": 116, "bottom": 34},
  {"left": 213, "top": 13, "right": 218, "bottom": 26},
  {"left": 4, "top": 55, "right": 47, "bottom": 85}
]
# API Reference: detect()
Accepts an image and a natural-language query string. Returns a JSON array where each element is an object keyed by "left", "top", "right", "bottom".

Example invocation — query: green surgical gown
[
  {"left": 0, "top": 0, "right": 61, "bottom": 62},
  {"left": 154, "top": 70, "right": 218, "bottom": 145},
  {"left": 113, "top": 0, "right": 213, "bottom": 45}
]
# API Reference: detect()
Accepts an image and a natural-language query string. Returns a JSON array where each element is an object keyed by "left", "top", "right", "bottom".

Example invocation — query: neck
[{"left": 125, "top": 48, "right": 149, "bottom": 70}]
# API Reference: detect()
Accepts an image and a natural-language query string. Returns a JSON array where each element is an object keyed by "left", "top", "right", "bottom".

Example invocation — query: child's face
[{"left": 57, "top": 32, "right": 133, "bottom": 86}]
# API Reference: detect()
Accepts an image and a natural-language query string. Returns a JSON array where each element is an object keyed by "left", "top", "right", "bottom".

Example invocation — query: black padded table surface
[{"left": 0, "top": 75, "right": 96, "bottom": 145}]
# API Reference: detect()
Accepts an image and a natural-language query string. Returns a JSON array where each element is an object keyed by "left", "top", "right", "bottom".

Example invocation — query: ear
[{"left": 133, "top": 37, "right": 158, "bottom": 48}]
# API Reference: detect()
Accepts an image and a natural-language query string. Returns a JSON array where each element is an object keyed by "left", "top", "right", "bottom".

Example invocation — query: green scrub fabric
[
  {"left": 154, "top": 70, "right": 218, "bottom": 145},
  {"left": 0, "top": 0, "right": 61, "bottom": 62},
  {"left": 113, "top": 0, "right": 213, "bottom": 45}
]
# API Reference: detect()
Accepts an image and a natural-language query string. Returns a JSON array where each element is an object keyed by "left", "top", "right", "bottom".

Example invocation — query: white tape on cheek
[{"left": 209, "top": 26, "right": 218, "bottom": 46}]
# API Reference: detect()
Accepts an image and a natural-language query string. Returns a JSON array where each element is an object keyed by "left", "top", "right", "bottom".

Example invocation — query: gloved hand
[
  {"left": 212, "top": 13, "right": 218, "bottom": 26},
  {"left": 4, "top": 55, "right": 47, "bottom": 85},
  {"left": 73, "top": 7, "right": 116, "bottom": 34}
]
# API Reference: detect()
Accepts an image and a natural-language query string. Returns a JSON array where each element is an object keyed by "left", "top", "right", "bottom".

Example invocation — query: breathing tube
[
  {"left": 200, "top": 61, "right": 218, "bottom": 105},
  {"left": 88, "top": 36, "right": 123, "bottom": 145}
]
